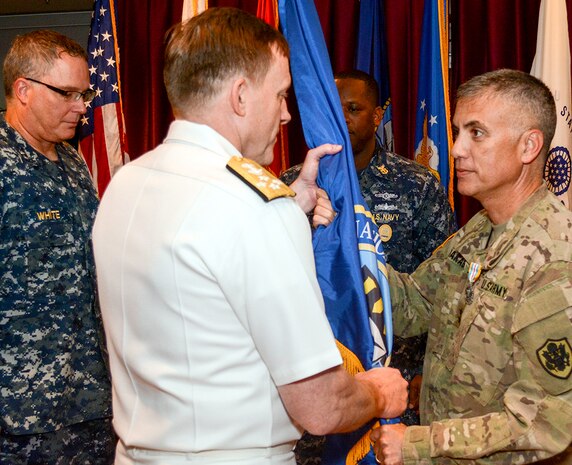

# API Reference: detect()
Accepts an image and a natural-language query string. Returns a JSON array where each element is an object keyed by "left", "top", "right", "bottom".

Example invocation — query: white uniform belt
[{"left": 121, "top": 441, "right": 294, "bottom": 460}]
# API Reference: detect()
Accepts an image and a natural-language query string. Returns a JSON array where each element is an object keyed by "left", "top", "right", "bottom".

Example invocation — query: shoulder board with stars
[{"left": 226, "top": 156, "right": 295, "bottom": 202}]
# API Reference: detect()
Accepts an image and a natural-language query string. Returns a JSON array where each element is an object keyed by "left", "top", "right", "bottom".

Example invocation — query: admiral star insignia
[{"left": 226, "top": 156, "right": 295, "bottom": 202}]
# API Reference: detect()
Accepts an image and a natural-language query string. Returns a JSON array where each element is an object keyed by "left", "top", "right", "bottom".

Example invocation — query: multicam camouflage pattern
[
  {"left": 390, "top": 185, "right": 572, "bottom": 464},
  {"left": 0, "top": 114, "right": 112, "bottom": 436}
]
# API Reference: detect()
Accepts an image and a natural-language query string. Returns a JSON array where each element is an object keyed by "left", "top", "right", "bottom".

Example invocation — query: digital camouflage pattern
[
  {"left": 358, "top": 143, "right": 456, "bottom": 275},
  {"left": 0, "top": 417, "right": 115, "bottom": 464},
  {"left": 390, "top": 185, "right": 572, "bottom": 464},
  {"left": 0, "top": 114, "right": 112, "bottom": 437}
]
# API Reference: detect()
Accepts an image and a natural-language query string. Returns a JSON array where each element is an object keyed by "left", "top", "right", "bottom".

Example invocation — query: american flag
[{"left": 79, "top": 0, "right": 129, "bottom": 196}]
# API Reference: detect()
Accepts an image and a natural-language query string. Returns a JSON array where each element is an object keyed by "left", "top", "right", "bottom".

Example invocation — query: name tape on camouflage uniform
[{"left": 448, "top": 250, "right": 508, "bottom": 300}]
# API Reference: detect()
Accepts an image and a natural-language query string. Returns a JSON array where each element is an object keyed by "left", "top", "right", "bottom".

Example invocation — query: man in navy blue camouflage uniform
[
  {"left": 281, "top": 70, "right": 456, "bottom": 465},
  {"left": 0, "top": 30, "right": 114, "bottom": 464}
]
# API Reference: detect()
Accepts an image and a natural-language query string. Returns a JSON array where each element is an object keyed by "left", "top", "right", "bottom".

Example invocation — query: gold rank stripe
[{"left": 226, "top": 156, "right": 295, "bottom": 202}]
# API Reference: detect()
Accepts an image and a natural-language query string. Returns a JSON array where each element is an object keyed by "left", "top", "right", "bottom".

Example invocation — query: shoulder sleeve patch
[
  {"left": 226, "top": 156, "right": 295, "bottom": 202},
  {"left": 536, "top": 337, "right": 572, "bottom": 380}
]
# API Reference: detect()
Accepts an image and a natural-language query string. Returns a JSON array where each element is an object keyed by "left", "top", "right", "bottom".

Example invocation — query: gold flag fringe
[
  {"left": 345, "top": 420, "right": 381, "bottom": 465},
  {"left": 335, "top": 340, "right": 365, "bottom": 375}
]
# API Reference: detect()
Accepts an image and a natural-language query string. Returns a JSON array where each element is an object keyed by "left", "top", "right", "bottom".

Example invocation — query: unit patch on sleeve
[
  {"left": 226, "top": 156, "right": 295, "bottom": 202},
  {"left": 536, "top": 338, "right": 572, "bottom": 379}
]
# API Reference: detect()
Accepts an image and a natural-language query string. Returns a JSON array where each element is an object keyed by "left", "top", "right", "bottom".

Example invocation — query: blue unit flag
[
  {"left": 413, "top": 0, "right": 454, "bottom": 208},
  {"left": 279, "top": 0, "right": 393, "bottom": 463},
  {"left": 356, "top": 0, "right": 394, "bottom": 152}
]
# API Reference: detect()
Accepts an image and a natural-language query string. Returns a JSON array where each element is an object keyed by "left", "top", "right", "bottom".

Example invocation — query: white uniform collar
[{"left": 164, "top": 120, "right": 242, "bottom": 162}]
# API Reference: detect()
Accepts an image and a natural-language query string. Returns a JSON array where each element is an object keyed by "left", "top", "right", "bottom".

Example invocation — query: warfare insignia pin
[
  {"left": 379, "top": 224, "right": 392, "bottom": 242},
  {"left": 536, "top": 338, "right": 572, "bottom": 379}
]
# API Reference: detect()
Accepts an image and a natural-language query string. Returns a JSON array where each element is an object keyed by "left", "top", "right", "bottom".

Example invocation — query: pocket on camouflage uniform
[
  {"left": 450, "top": 291, "right": 514, "bottom": 407},
  {"left": 25, "top": 220, "right": 75, "bottom": 309}
]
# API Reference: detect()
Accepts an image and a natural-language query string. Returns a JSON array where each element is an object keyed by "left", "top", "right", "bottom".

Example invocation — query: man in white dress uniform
[{"left": 93, "top": 7, "right": 408, "bottom": 465}]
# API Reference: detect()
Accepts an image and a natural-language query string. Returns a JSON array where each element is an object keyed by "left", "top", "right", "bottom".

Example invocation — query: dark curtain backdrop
[
  {"left": 451, "top": 0, "right": 540, "bottom": 224},
  {"left": 116, "top": 0, "right": 572, "bottom": 226}
]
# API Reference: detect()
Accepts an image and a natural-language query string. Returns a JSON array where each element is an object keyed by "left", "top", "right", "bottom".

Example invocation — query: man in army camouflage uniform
[
  {"left": 372, "top": 69, "right": 572, "bottom": 464},
  {"left": 281, "top": 70, "right": 456, "bottom": 465},
  {"left": 0, "top": 31, "right": 114, "bottom": 464}
]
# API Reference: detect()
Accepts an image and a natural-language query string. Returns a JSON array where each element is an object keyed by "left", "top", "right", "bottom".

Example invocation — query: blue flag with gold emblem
[
  {"left": 279, "top": 1, "right": 392, "bottom": 463},
  {"left": 356, "top": 0, "right": 393, "bottom": 152},
  {"left": 413, "top": 0, "right": 454, "bottom": 208}
]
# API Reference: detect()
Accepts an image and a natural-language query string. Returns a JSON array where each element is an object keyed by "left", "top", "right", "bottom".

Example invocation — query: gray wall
[{"left": 0, "top": 9, "right": 91, "bottom": 110}]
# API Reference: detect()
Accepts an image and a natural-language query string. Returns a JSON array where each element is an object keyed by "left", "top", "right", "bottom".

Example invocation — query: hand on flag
[
  {"left": 291, "top": 143, "right": 342, "bottom": 213},
  {"left": 355, "top": 367, "right": 408, "bottom": 420},
  {"left": 312, "top": 189, "right": 337, "bottom": 228},
  {"left": 370, "top": 422, "right": 407, "bottom": 465}
]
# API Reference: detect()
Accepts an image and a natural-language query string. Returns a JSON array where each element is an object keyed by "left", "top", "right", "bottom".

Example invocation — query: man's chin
[
  {"left": 456, "top": 181, "right": 477, "bottom": 198},
  {"left": 61, "top": 131, "right": 77, "bottom": 143},
  {"left": 261, "top": 146, "right": 277, "bottom": 168}
]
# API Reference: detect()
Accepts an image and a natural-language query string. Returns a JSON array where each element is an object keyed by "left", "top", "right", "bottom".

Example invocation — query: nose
[
  {"left": 451, "top": 134, "right": 465, "bottom": 160},
  {"left": 73, "top": 99, "right": 88, "bottom": 115},
  {"left": 280, "top": 99, "right": 291, "bottom": 125}
]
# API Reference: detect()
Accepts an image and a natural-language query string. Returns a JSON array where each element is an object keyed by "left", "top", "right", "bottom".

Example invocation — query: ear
[
  {"left": 521, "top": 128, "right": 544, "bottom": 165},
  {"left": 373, "top": 106, "right": 382, "bottom": 129},
  {"left": 12, "top": 77, "right": 31, "bottom": 104},
  {"left": 230, "top": 77, "right": 247, "bottom": 117}
]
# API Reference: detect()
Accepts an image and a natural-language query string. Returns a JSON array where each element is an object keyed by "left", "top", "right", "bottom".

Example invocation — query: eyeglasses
[{"left": 25, "top": 77, "right": 96, "bottom": 103}]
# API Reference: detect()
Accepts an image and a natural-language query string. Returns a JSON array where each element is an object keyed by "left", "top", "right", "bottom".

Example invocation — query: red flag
[
  {"left": 257, "top": 0, "right": 290, "bottom": 176},
  {"left": 79, "top": 0, "right": 129, "bottom": 196}
]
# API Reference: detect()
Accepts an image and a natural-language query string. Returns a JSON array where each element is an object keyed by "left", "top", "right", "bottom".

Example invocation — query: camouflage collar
[
  {"left": 0, "top": 114, "right": 92, "bottom": 189},
  {"left": 483, "top": 185, "right": 551, "bottom": 270},
  {"left": 369, "top": 141, "right": 388, "bottom": 169},
  {"left": 1, "top": 114, "right": 54, "bottom": 169},
  {"left": 447, "top": 185, "right": 551, "bottom": 274}
]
